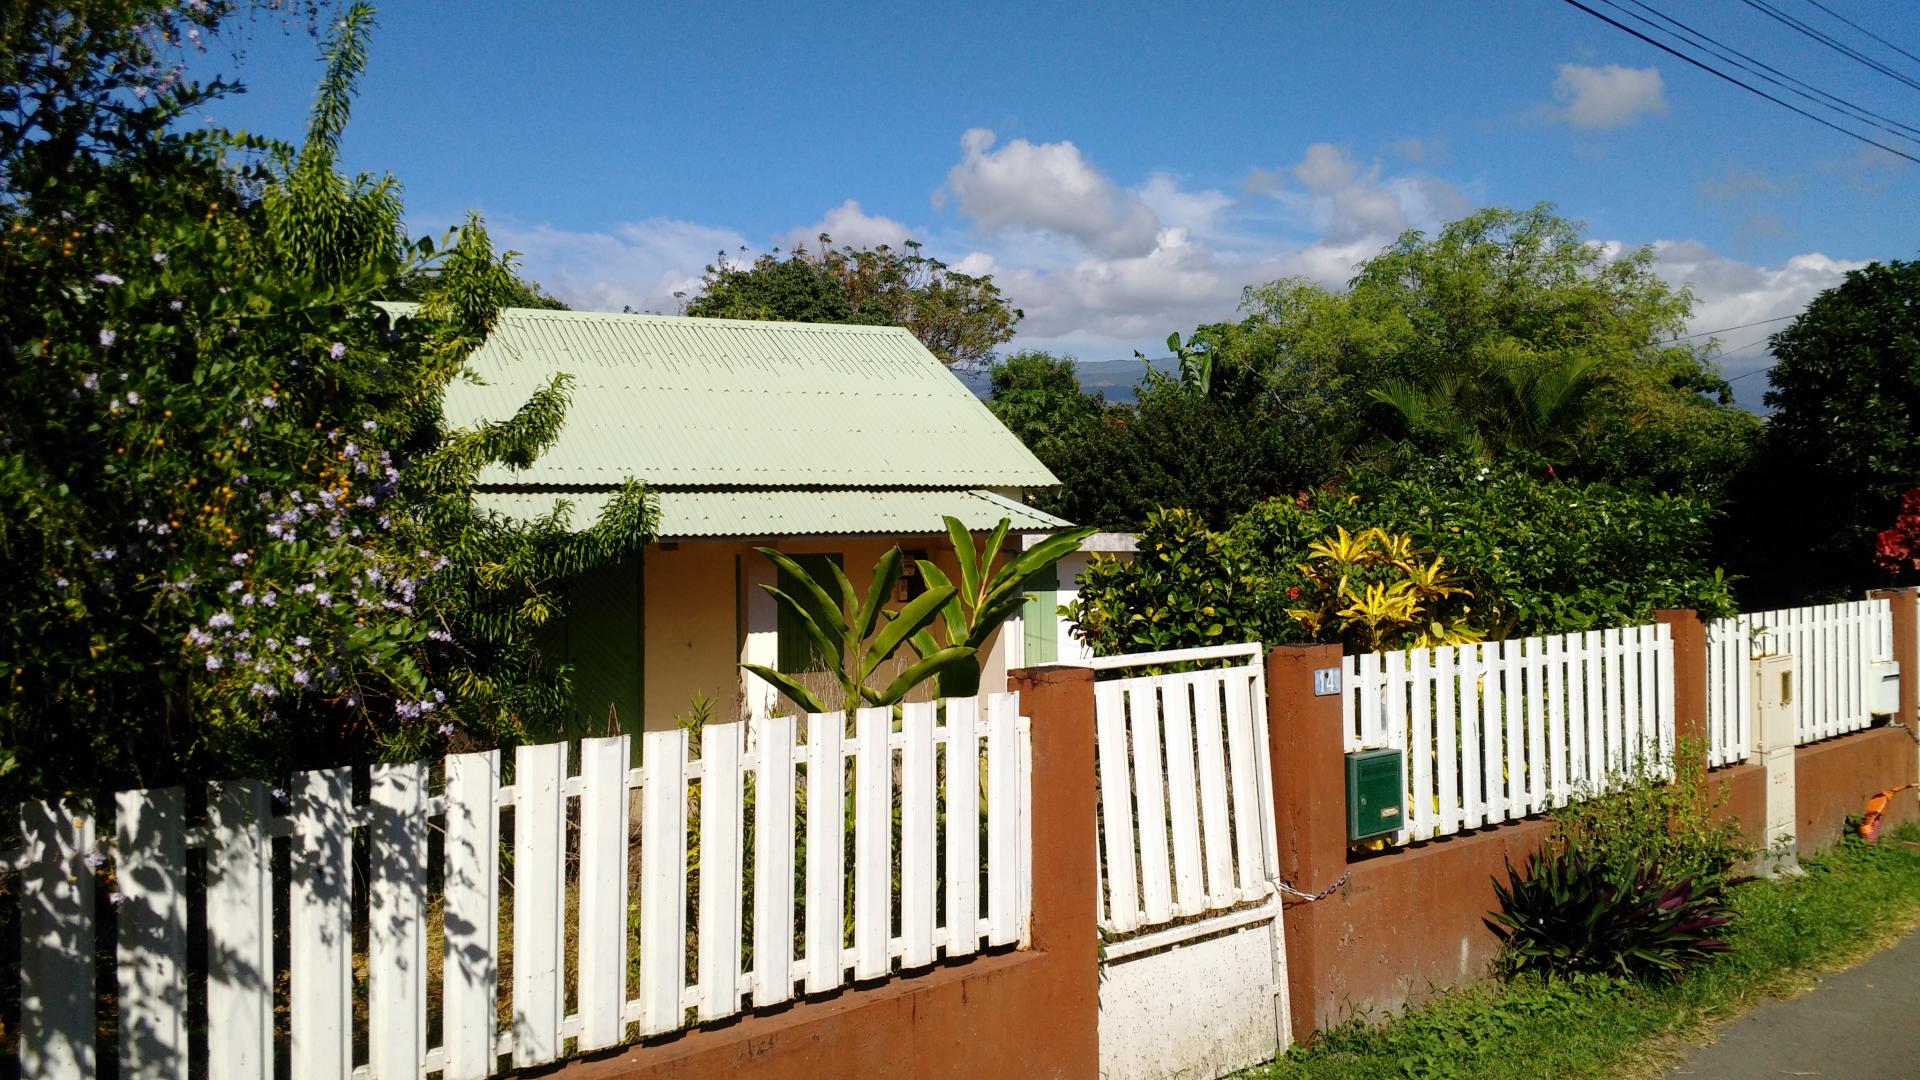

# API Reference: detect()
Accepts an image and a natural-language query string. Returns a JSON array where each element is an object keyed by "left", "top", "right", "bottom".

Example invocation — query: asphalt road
[{"left": 1665, "top": 928, "right": 1920, "bottom": 1077}]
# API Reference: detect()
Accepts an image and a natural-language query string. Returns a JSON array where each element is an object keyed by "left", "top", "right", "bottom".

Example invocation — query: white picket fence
[
  {"left": 1343, "top": 624, "right": 1676, "bottom": 844},
  {"left": 1706, "top": 615, "right": 1753, "bottom": 767},
  {"left": 1085, "top": 643, "right": 1279, "bottom": 941},
  {"left": 1733, "top": 599, "right": 1893, "bottom": 745},
  {"left": 7, "top": 695, "right": 1032, "bottom": 1080}
]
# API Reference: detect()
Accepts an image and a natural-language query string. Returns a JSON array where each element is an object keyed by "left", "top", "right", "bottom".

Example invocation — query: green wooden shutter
[
  {"left": 1021, "top": 563, "right": 1059, "bottom": 665},
  {"left": 777, "top": 553, "right": 843, "bottom": 674}
]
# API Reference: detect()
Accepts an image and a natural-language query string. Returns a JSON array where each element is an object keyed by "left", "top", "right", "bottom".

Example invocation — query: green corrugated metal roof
[
  {"left": 433, "top": 307, "right": 1059, "bottom": 488},
  {"left": 474, "top": 488, "right": 1071, "bottom": 539}
]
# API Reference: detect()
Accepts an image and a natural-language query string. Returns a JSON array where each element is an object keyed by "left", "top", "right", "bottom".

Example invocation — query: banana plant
[
  {"left": 741, "top": 546, "right": 973, "bottom": 715},
  {"left": 907, "top": 517, "right": 1099, "bottom": 696}
]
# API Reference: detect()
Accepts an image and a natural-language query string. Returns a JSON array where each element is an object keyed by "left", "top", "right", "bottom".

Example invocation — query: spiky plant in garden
[
  {"left": 1487, "top": 839, "right": 1731, "bottom": 981},
  {"left": 0, "top": 2, "right": 651, "bottom": 805}
]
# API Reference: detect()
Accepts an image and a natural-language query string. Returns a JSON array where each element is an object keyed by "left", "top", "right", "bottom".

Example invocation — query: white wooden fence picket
[
  {"left": 3, "top": 692, "right": 1031, "bottom": 1080},
  {"left": 1343, "top": 624, "right": 1676, "bottom": 843},
  {"left": 1738, "top": 599, "right": 1892, "bottom": 745},
  {"left": 1706, "top": 616, "right": 1752, "bottom": 767},
  {"left": 1081, "top": 643, "right": 1279, "bottom": 940}
]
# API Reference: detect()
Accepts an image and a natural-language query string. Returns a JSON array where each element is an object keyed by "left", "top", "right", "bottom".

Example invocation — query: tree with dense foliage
[
  {"left": 682, "top": 236, "right": 1021, "bottom": 367},
  {"left": 1729, "top": 260, "right": 1920, "bottom": 602},
  {"left": 996, "top": 206, "right": 1759, "bottom": 532},
  {"left": 1066, "top": 456, "right": 1733, "bottom": 655},
  {"left": 0, "top": 2, "right": 650, "bottom": 805}
]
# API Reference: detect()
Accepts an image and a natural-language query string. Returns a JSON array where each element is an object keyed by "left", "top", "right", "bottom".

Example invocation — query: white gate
[{"left": 1080, "top": 643, "right": 1289, "bottom": 1079}]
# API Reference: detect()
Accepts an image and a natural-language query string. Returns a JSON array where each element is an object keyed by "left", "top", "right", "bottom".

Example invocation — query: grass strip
[{"left": 1258, "top": 825, "right": 1920, "bottom": 1080}]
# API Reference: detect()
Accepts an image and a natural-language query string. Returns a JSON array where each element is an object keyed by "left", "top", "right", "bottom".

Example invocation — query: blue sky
[{"left": 193, "top": 0, "right": 1918, "bottom": 406}]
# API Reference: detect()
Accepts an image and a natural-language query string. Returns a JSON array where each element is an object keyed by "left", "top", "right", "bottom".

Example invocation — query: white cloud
[
  {"left": 1818, "top": 145, "right": 1910, "bottom": 192},
  {"left": 492, "top": 217, "right": 751, "bottom": 314},
  {"left": 1553, "top": 64, "right": 1666, "bottom": 128},
  {"left": 783, "top": 199, "right": 911, "bottom": 254},
  {"left": 939, "top": 128, "right": 1162, "bottom": 256},
  {"left": 1258, "top": 143, "right": 1471, "bottom": 242},
  {"left": 1648, "top": 240, "right": 1865, "bottom": 405}
]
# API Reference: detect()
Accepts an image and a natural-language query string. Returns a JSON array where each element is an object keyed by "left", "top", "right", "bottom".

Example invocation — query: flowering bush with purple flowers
[{"left": 0, "top": 3, "right": 653, "bottom": 804}]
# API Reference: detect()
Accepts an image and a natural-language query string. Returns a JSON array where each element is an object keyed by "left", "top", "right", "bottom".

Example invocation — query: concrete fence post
[
  {"left": 1654, "top": 609, "right": 1709, "bottom": 768},
  {"left": 1264, "top": 644, "right": 1348, "bottom": 1040},
  {"left": 1006, "top": 664, "right": 1101, "bottom": 1072}
]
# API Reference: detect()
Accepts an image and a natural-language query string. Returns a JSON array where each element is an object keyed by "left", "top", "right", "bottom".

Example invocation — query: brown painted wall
[
  {"left": 1297, "top": 821, "right": 1554, "bottom": 1028},
  {"left": 547, "top": 666, "right": 1100, "bottom": 1080},
  {"left": 1794, "top": 727, "right": 1919, "bottom": 854}
]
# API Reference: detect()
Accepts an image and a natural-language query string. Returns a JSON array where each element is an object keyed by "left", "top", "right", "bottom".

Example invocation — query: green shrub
[
  {"left": 1488, "top": 746, "right": 1749, "bottom": 982},
  {"left": 1064, "top": 508, "right": 1268, "bottom": 656},
  {"left": 1488, "top": 839, "right": 1731, "bottom": 981}
]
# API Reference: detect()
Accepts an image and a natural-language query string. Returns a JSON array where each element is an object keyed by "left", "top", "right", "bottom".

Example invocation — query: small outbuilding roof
[{"left": 430, "top": 307, "right": 1067, "bottom": 539}]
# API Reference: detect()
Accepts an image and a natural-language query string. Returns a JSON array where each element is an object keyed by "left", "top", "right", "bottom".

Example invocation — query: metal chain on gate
[{"left": 1276, "top": 870, "right": 1350, "bottom": 903}]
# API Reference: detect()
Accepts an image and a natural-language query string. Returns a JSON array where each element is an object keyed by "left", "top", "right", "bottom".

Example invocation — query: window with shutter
[{"left": 777, "top": 552, "right": 844, "bottom": 674}]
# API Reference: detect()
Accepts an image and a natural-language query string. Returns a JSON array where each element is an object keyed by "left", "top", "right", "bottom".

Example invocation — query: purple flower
[
  {"left": 240, "top": 593, "right": 255, "bottom": 607},
  {"left": 438, "top": 723, "right": 456, "bottom": 736},
  {"left": 260, "top": 394, "right": 277, "bottom": 410},
  {"left": 270, "top": 787, "right": 288, "bottom": 801},
  {"left": 93, "top": 273, "right": 124, "bottom": 286},
  {"left": 362, "top": 419, "right": 377, "bottom": 431},
  {"left": 315, "top": 591, "right": 332, "bottom": 605},
  {"left": 230, "top": 552, "right": 248, "bottom": 566},
  {"left": 204, "top": 655, "right": 222, "bottom": 671},
  {"left": 125, "top": 391, "right": 140, "bottom": 406},
  {"left": 329, "top": 341, "right": 346, "bottom": 360},
  {"left": 292, "top": 670, "right": 310, "bottom": 686},
  {"left": 99, "top": 329, "right": 116, "bottom": 347},
  {"left": 261, "top": 592, "right": 276, "bottom": 607},
  {"left": 152, "top": 252, "right": 168, "bottom": 264},
  {"left": 84, "top": 851, "right": 106, "bottom": 870},
  {"left": 295, "top": 636, "right": 310, "bottom": 647},
  {"left": 226, "top": 580, "right": 244, "bottom": 593},
  {"left": 81, "top": 373, "right": 98, "bottom": 391},
  {"left": 109, "top": 891, "right": 125, "bottom": 906},
  {"left": 168, "top": 299, "right": 184, "bottom": 312},
  {"left": 208, "top": 611, "right": 234, "bottom": 629}
]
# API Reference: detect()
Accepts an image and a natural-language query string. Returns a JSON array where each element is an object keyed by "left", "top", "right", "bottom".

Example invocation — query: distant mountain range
[{"left": 959, "top": 356, "right": 1179, "bottom": 405}]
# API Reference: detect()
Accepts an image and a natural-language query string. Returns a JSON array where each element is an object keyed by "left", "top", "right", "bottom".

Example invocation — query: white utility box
[
  {"left": 1752, "top": 653, "right": 1797, "bottom": 755},
  {"left": 1871, "top": 658, "right": 1901, "bottom": 716}
]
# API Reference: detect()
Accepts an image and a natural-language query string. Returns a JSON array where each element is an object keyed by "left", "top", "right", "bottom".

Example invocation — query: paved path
[{"left": 1665, "top": 928, "right": 1920, "bottom": 1077}]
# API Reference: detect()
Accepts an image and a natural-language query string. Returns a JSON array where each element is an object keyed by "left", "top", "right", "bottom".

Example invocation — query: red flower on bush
[{"left": 1874, "top": 488, "right": 1920, "bottom": 574}]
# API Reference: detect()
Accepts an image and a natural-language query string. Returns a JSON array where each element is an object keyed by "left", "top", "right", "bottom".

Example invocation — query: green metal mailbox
[{"left": 1346, "top": 748, "right": 1404, "bottom": 841}]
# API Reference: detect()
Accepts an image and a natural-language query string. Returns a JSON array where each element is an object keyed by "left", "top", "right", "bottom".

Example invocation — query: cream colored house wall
[{"left": 636, "top": 535, "right": 1015, "bottom": 731}]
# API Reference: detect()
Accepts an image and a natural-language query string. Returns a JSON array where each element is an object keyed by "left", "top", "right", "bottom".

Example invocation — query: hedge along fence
[
  {"left": 4, "top": 694, "right": 1032, "bottom": 1079},
  {"left": 1342, "top": 623, "right": 1677, "bottom": 845}
]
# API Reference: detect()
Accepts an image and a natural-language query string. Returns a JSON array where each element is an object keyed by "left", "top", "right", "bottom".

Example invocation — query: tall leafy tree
[
  {"left": 683, "top": 235, "right": 1021, "bottom": 367},
  {"left": 0, "top": 2, "right": 650, "bottom": 804},
  {"left": 1728, "top": 259, "right": 1920, "bottom": 603}
]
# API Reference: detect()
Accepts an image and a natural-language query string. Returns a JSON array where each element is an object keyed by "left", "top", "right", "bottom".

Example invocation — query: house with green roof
[{"left": 439, "top": 307, "right": 1071, "bottom": 731}]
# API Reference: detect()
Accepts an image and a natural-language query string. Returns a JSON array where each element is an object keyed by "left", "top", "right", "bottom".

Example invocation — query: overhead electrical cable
[
  {"left": 1557, "top": 0, "right": 1920, "bottom": 165},
  {"left": 1659, "top": 313, "right": 1798, "bottom": 343},
  {"left": 1736, "top": 0, "right": 1920, "bottom": 94},
  {"left": 1606, "top": 0, "right": 1920, "bottom": 144},
  {"left": 1801, "top": 0, "right": 1920, "bottom": 70}
]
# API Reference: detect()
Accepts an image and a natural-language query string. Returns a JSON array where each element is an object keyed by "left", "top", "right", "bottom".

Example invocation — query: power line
[
  {"left": 1662, "top": 313, "right": 1798, "bottom": 343},
  {"left": 1802, "top": 0, "right": 1920, "bottom": 71},
  {"left": 1607, "top": 0, "right": 1920, "bottom": 145},
  {"left": 1558, "top": 0, "right": 1920, "bottom": 165},
  {"left": 1736, "top": 0, "right": 1920, "bottom": 94}
]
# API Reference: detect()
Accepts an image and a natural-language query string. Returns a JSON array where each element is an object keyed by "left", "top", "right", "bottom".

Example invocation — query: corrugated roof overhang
[{"left": 473, "top": 487, "right": 1071, "bottom": 540}]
